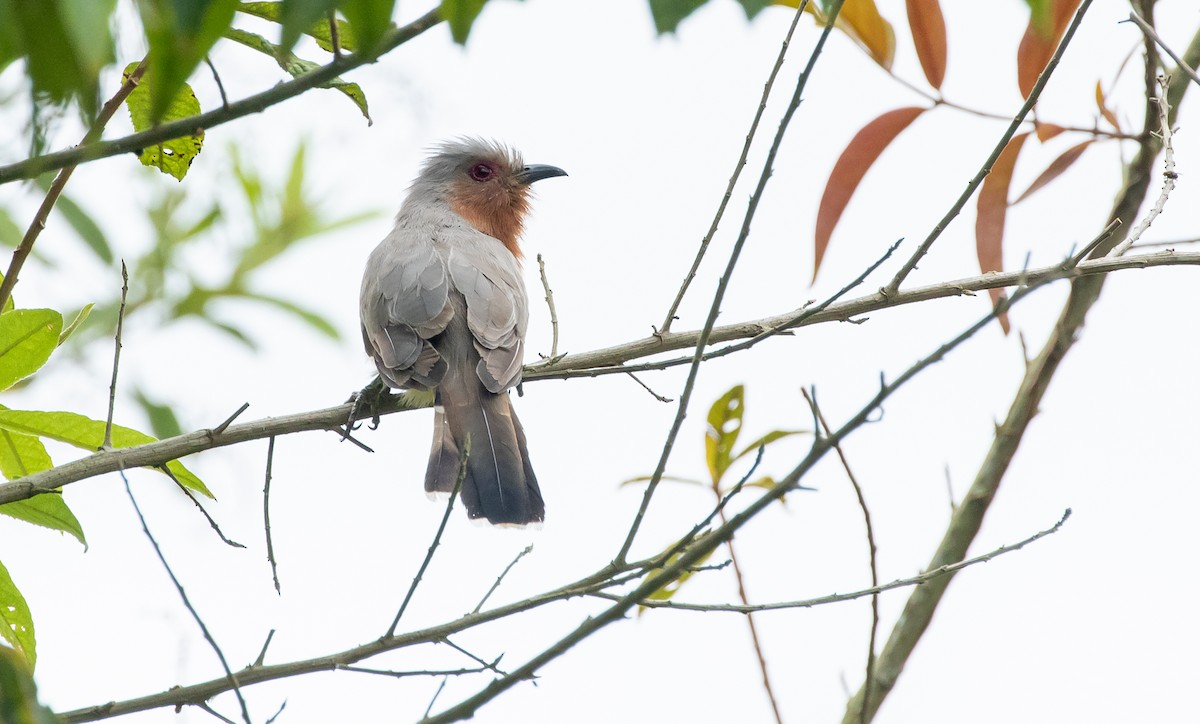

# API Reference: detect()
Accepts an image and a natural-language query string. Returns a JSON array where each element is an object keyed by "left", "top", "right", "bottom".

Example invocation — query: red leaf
[
  {"left": 1016, "top": 0, "right": 1083, "bottom": 98},
  {"left": 1034, "top": 122, "right": 1066, "bottom": 142},
  {"left": 814, "top": 106, "right": 925, "bottom": 279},
  {"left": 1013, "top": 139, "right": 1092, "bottom": 204},
  {"left": 905, "top": 0, "right": 947, "bottom": 89},
  {"left": 975, "top": 132, "right": 1030, "bottom": 334}
]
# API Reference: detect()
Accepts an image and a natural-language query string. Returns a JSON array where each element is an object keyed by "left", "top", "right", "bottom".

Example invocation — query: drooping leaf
[
  {"left": 224, "top": 29, "right": 371, "bottom": 123},
  {"left": 1013, "top": 140, "right": 1091, "bottom": 204},
  {"left": 975, "top": 133, "right": 1030, "bottom": 334},
  {"left": 440, "top": 0, "right": 489, "bottom": 43},
  {"left": 0, "top": 559, "right": 35, "bottom": 669},
  {"left": 705, "top": 385, "right": 744, "bottom": 485},
  {"left": 814, "top": 106, "right": 925, "bottom": 279},
  {"left": 619, "top": 475, "right": 707, "bottom": 488},
  {"left": 236, "top": 1, "right": 357, "bottom": 53},
  {"left": 905, "top": 0, "right": 946, "bottom": 89},
  {"left": 0, "top": 415, "right": 86, "bottom": 546},
  {"left": 138, "top": 0, "right": 239, "bottom": 123},
  {"left": 647, "top": 0, "right": 708, "bottom": 34},
  {"left": 1016, "top": 0, "right": 1082, "bottom": 98},
  {"left": 790, "top": 0, "right": 896, "bottom": 71},
  {"left": 122, "top": 63, "right": 204, "bottom": 180},
  {"left": 0, "top": 645, "right": 60, "bottom": 723},
  {"left": 0, "top": 310, "right": 63, "bottom": 392},
  {"left": 0, "top": 497, "right": 86, "bottom": 547},
  {"left": 1094, "top": 80, "right": 1120, "bottom": 131},
  {"left": 3, "top": 0, "right": 118, "bottom": 117},
  {"left": 737, "top": 0, "right": 774, "bottom": 19},
  {"left": 339, "top": 0, "right": 396, "bottom": 53},
  {"left": 0, "top": 410, "right": 212, "bottom": 498},
  {"left": 57, "top": 304, "right": 94, "bottom": 346},
  {"left": 133, "top": 388, "right": 184, "bottom": 440}
]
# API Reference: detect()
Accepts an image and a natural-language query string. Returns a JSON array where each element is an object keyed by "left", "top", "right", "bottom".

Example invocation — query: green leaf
[
  {"left": 641, "top": 533, "right": 717, "bottom": 609},
  {"left": 619, "top": 475, "right": 706, "bottom": 488},
  {"left": 0, "top": 310, "right": 63, "bottom": 392},
  {"left": 731, "top": 429, "right": 806, "bottom": 463},
  {"left": 0, "top": 207, "right": 23, "bottom": 248},
  {"left": 0, "top": 559, "right": 35, "bottom": 669},
  {"left": 736, "top": 0, "right": 773, "bottom": 19},
  {"left": 339, "top": 0, "right": 396, "bottom": 53},
  {"left": 224, "top": 29, "right": 371, "bottom": 123},
  {"left": 0, "top": 410, "right": 212, "bottom": 498},
  {"left": 57, "top": 304, "right": 94, "bottom": 346},
  {"left": 132, "top": 388, "right": 184, "bottom": 439},
  {"left": 647, "top": 0, "right": 708, "bottom": 33},
  {"left": 440, "top": 0, "right": 487, "bottom": 44},
  {"left": 138, "top": 0, "right": 238, "bottom": 123},
  {"left": 3, "top": 0, "right": 118, "bottom": 116},
  {"left": 1024, "top": 0, "right": 1052, "bottom": 37},
  {"left": 237, "top": 1, "right": 355, "bottom": 53},
  {"left": 51, "top": 194, "right": 113, "bottom": 263},
  {"left": 0, "top": 645, "right": 61, "bottom": 723},
  {"left": 0, "top": 413, "right": 85, "bottom": 546},
  {"left": 704, "top": 385, "right": 744, "bottom": 485},
  {"left": 239, "top": 293, "right": 340, "bottom": 339},
  {"left": 123, "top": 62, "right": 205, "bottom": 180}
]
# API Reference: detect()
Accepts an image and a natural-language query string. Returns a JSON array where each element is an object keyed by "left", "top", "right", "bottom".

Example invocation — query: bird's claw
[{"left": 344, "top": 377, "right": 391, "bottom": 439}]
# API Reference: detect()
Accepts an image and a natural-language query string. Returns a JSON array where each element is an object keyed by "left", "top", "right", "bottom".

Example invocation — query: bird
[{"left": 359, "top": 139, "right": 566, "bottom": 525}]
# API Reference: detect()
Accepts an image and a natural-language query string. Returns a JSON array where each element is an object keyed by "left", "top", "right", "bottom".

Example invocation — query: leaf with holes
[
  {"left": 123, "top": 63, "right": 204, "bottom": 180},
  {"left": 705, "top": 385, "right": 745, "bottom": 486},
  {"left": 0, "top": 410, "right": 212, "bottom": 498},
  {"left": 1013, "top": 139, "right": 1091, "bottom": 204},
  {"left": 814, "top": 106, "right": 925, "bottom": 279},
  {"left": 0, "top": 309, "right": 62, "bottom": 392},
  {"left": 1016, "top": 0, "right": 1082, "bottom": 98},
  {"left": 975, "top": 133, "right": 1030, "bottom": 334},
  {"left": 0, "top": 559, "right": 35, "bottom": 668},
  {"left": 905, "top": 0, "right": 946, "bottom": 88}
]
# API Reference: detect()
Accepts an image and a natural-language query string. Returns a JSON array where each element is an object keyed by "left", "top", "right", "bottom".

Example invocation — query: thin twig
[
  {"left": 473, "top": 545, "right": 534, "bottom": 614},
  {"left": 338, "top": 663, "right": 491, "bottom": 678},
  {"left": 264, "top": 700, "right": 287, "bottom": 724},
  {"left": 1127, "top": 11, "right": 1200, "bottom": 88},
  {"left": 595, "top": 509, "right": 1071, "bottom": 613},
  {"left": 0, "top": 60, "right": 146, "bottom": 310},
  {"left": 121, "top": 470, "right": 252, "bottom": 724},
  {"left": 196, "top": 703, "right": 236, "bottom": 724},
  {"left": 424, "top": 678, "right": 449, "bottom": 719},
  {"left": 536, "top": 253, "right": 559, "bottom": 358},
  {"left": 328, "top": 11, "right": 342, "bottom": 58},
  {"left": 204, "top": 57, "right": 229, "bottom": 108},
  {"left": 884, "top": 0, "right": 1095, "bottom": 294},
  {"left": 214, "top": 403, "right": 251, "bottom": 435},
  {"left": 658, "top": 2, "right": 807, "bottom": 334},
  {"left": 102, "top": 263, "right": 129, "bottom": 450},
  {"left": 442, "top": 639, "right": 507, "bottom": 675},
  {"left": 624, "top": 372, "right": 673, "bottom": 402},
  {"left": 616, "top": 0, "right": 832, "bottom": 565},
  {"left": 160, "top": 465, "right": 245, "bottom": 548},
  {"left": 253, "top": 629, "right": 276, "bottom": 668},
  {"left": 388, "top": 439, "right": 468, "bottom": 637},
  {"left": 1111, "top": 77, "right": 1176, "bottom": 256},
  {"left": 803, "top": 388, "right": 879, "bottom": 724},
  {"left": 264, "top": 435, "right": 281, "bottom": 594}
]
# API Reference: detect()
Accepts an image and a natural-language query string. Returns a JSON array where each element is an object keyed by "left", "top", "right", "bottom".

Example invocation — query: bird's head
[{"left": 415, "top": 138, "right": 566, "bottom": 259}]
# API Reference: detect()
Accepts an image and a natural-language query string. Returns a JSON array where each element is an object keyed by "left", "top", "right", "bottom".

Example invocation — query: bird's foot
[{"left": 344, "top": 376, "right": 393, "bottom": 439}]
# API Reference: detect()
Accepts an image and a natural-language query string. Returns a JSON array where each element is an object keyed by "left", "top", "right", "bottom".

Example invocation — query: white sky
[{"left": 3, "top": 0, "right": 1200, "bottom": 722}]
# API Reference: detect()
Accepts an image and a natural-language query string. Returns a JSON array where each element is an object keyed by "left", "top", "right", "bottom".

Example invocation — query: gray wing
[
  {"left": 360, "top": 228, "right": 454, "bottom": 389},
  {"left": 444, "top": 235, "right": 529, "bottom": 393}
]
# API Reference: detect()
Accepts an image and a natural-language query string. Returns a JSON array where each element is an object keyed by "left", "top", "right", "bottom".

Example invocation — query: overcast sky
[{"left": 4, "top": 1, "right": 1200, "bottom": 722}]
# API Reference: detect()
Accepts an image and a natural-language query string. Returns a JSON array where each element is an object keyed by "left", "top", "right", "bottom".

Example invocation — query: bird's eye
[{"left": 469, "top": 163, "right": 494, "bottom": 182}]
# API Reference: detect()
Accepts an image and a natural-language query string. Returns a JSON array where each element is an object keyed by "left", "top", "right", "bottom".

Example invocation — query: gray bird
[{"left": 359, "top": 139, "right": 566, "bottom": 525}]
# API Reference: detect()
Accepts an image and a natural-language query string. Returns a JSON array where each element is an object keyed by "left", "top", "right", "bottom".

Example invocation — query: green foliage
[
  {"left": 132, "top": 388, "right": 184, "bottom": 440},
  {"left": 0, "top": 560, "right": 35, "bottom": 669},
  {"left": 338, "top": 0, "right": 396, "bottom": 53},
  {"left": 224, "top": 28, "right": 371, "bottom": 123},
  {"left": 122, "top": 63, "right": 205, "bottom": 181},
  {"left": 137, "top": 0, "right": 239, "bottom": 123},
  {"left": 0, "top": 0, "right": 119, "bottom": 117},
  {"left": 237, "top": 1, "right": 358, "bottom": 53},
  {"left": 0, "top": 646, "right": 61, "bottom": 723},
  {"left": 647, "top": 0, "right": 707, "bottom": 33},
  {"left": 441, "top": 0, "right": 488, "bottom": 44},
  {"left": 0, "top": 410, "right": 87, "bottom": 546},
  {"left": 0, "top": 311, "right": 62, "bottom": 392}
]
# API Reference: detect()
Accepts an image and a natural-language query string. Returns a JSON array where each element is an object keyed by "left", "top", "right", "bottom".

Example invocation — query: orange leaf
[
  {"left": 1094, "top": 80, "right": 1121, "bottom": 131},
  {"left": 1034, "top": 122, "right": 1066, "bottom": 142},
  {"left": 1013, "top": 139, "right": 1092, "bottom": 204},
  {"left": 975, "top": 132, "right": 1030, "bottom": 335},
  {"left": 1016, "top": 0, "right": 1083, "bottom": 98},
  {"left": 905, "top": 0, "right": 947, "bottom": 89},
  {"left": 814, "top": 106, "right": 925, "bottom": 279},
  {"left": 788, "top": 0, "right": 896, "bottom": 71}
]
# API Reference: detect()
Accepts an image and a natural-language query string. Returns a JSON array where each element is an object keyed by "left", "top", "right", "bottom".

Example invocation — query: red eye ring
[{"left": 469, "top": 163, "right": 494, "bottom": 181}]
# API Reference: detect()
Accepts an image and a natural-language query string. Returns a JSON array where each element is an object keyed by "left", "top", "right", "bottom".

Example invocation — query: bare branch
[
  {"left": 536, "top": 253, "right": 559, "bottom": 359},
  {"left": 1112, "top": 77, "right": 1177, "bottom": 256},
  {"left": 1127, "top": 11, "right": 1200, "bottom": 89},
  {"left": 264, "top": 436, "right": 281, "bottom": 594},
  {"left": 102, "top": 262, "right": 129, "bottom": 450},
  {"left": 473, "top": 545, "right": 534, "bottom": 614}
]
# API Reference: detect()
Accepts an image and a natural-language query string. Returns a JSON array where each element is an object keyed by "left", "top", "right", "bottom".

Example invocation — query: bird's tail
[{"left": 425, "top": 379, "right": 544, "bottom": 526}]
